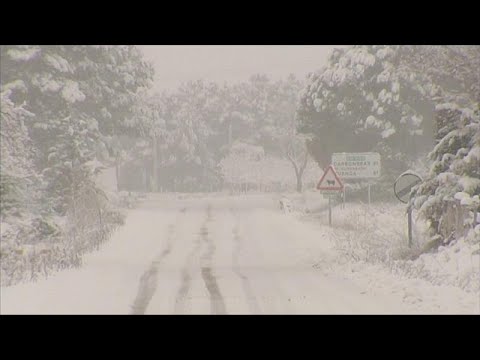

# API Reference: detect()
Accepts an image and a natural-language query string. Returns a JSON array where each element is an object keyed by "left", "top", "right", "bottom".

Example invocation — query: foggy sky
[{"left": 138, "top": 45, "right": 345, "bottom": 93}]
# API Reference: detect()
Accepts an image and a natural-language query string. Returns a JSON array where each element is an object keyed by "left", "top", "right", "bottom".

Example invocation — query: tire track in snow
[
  {"left": 173, "top": 204, "right": 227, "bottom": 314},
  {"left": 173, "top": 229, "right": 203, "bottom": 314},
  {"left": 200, "top": 205, "right": 227, "bottom": 314},
  {"left": 130, "top": 207, "right": 186, "bottom": 315},
  {"left": 173, "top": 205, "right": 211, "bottom": 314},
  {"left": 231, "top": 215, "right": 261, "bottom": 314}
]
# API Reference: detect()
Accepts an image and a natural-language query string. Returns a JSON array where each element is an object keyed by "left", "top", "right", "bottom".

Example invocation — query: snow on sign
[
  {"left": 317, "top": 165, "right": 344, "bottom": 191},
  {"left": 332, "top": 152, "right": 381, "bottom": 179}
]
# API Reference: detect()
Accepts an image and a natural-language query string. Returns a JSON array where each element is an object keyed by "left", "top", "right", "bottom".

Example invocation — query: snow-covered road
[
  {"left": 1, "top": 194, "right": 478, "bottom": 314},
  {"left": 140, "top": 196, "right": 406, "bottom": 314}
]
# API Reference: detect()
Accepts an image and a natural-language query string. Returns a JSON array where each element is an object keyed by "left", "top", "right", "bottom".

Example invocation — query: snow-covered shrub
[{"left": 0, "top": 188, "right": 125, "bottom": 287}]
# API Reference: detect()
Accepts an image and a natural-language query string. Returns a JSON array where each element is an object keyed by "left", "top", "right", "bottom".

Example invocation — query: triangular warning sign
[{"left": 317, "top": 165, "right": 344, "bottom": 190}]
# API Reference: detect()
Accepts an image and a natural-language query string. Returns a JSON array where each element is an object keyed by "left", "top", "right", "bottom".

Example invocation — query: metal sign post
[
  {"left": 328, "top": 197, "right": 332, "bottom": 226},
  {"left": 394, "top": 171, "right": 423, "bottom": 248},
  {"left": 407, "top": 207, "right": 413, "bottom": 248}
]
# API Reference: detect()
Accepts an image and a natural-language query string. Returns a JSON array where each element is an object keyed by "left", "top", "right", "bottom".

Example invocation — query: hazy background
[{"left": 138, "top": 45, "right": 344, "bottom": 93}]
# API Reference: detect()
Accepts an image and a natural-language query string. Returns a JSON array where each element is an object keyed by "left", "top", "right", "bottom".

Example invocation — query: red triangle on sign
[{"left": 317, "top": 165, "right": 344, "bottom": 190}]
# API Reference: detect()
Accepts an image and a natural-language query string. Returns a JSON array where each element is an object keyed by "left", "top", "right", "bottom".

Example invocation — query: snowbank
[{"left": 296, "top": 200, "right": 480, "bottom": 296}]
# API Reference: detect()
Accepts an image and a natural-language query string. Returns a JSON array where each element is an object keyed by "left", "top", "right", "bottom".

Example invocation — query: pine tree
[
  {"left": 412, "top": 105, "right": 480, "bottom": 242},
  {"left": 0, "top": 45, "right": 153, "bottom": 284},
  {"left": 0, "top": 85, "right": 36, "bottom": 216}
]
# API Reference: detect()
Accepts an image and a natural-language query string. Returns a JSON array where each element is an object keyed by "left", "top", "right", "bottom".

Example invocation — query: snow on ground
[
  {"left": 232, "top": 207, "right": 409, "bottom": 314},
  {"left": 289, "top": 196, "right": 480, "bottom": 314},
  {"left": 1, "top": 208, "right": 177, "bottom": 314},
  {"left": 1, "top": 192, "right": 478, "bottom": 314},
  {"left": 143, "top": 196, "right": 408, "bottom": 314},
  {"left": 324, "top": 261, "right": 479, "bottom": 314}
]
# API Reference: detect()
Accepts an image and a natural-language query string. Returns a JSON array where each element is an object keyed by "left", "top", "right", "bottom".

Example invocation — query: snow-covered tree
[
  {"left": 0, "top": 84, "right": 36, "bottom": 216},
  {"left": 41, "top": 111, "right": 103, "bottom": 214},
  {"left": 142, "top": 80, "right": 229, "bottom": 191},
  {"left": 1, "top": 45, "right": 153, "bottom": 213},
  {"left": 412, "top": 105, "right": 480, "bottom": 243},
  {"left": 0, "top": 46, "right": 153, "bottom": 285},
  {"left": 296, "top": 46, "right": 438, "bottom": 175},
  {"left": 223, "top": 74, "right": 309, "bottom": 191},
  {"left": 296, "top": 45, "right": 480, "bottom": 204},
  {"left": 117, "top": 74, "right": 306, "bottom": 193},
  {"left": 400, "top": 46, "right": 480, "bottom": 244},
  {"left": 284, "top": 134, "right": 312, "bottom": 192}
]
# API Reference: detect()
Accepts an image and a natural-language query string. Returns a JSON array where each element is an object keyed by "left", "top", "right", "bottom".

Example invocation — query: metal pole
[
  {"left": 408, "top": 207, "right": 413, "bottom": 248},
  {"left": 328, "top": 196, "right": 332, "bottom": 227}
]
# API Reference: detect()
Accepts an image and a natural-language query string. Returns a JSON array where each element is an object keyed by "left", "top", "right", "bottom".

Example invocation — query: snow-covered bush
[{"left": 0, "top": 189, "right": 125, "bottom": 287}]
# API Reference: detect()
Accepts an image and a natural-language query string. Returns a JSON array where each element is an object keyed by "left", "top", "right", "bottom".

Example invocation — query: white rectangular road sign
[{"left": 332, "top": 152, "right": 381, "bottom": 179}]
